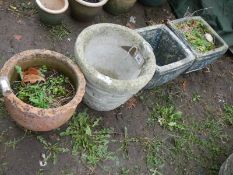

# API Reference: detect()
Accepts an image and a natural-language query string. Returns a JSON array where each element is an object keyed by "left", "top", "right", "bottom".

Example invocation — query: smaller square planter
[
  {"left": 137, "top": 24, "right": 195, "bottom": 89},
  {"left": 168, "top": 16, "right": 228, "bottom": 73}
]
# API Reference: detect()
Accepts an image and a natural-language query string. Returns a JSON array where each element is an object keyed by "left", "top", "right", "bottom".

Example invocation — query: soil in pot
[
  {"left": 176, "top": 20, "right": 216, "bottom": 53},
  {"left": 11, "top": 65, "right": 75, "bottom": 109},
  {"left": 83, "top": 0, "right": 100, "bottom": 2}
]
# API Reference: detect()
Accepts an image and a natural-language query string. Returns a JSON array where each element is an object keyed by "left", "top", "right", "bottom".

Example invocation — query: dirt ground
[{"left": 0, "top": 0, "right": 233, "bottom": 175}]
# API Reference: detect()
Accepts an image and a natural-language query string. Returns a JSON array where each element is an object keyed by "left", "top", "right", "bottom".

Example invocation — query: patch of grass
[
  {"left": 120, "top": 167, "right": 130, "bottom": 175},
  {"left": 60, "top": 111, "right": 115, "bottom": 167},
  {"left": 223, "top": 104, "right": 233, "bottom": 125},
  {"left": 176, "top": 20, "right": 215, "bottom": 53},
  {"left": 37, "top": 136, "right": 69, "bottom": 164},
  {"left": 149, "top": 104, "right": 184, "bottom": 131},
  {"left": 49, "top": 24, "right": 70, "bottom": 41},
  {"left": 192, "top": 93, "right": 201, "bottom": 102}
]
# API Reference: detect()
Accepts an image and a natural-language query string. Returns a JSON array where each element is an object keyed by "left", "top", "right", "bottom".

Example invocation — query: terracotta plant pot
[
  {"left": 0, "top": 50, "right": 86, "bottom": 131},
  {"left": 69, "top": 0, "right": 108, "bottom": 21},
  {"left": 138, "top": 0, "right": 166, "bottom": 6},
  {"left": 36, "top": 0, "right": 69, "bottom": 25},
  {"left": 104, "top": 0, "right": 136, "bottom": 15}
]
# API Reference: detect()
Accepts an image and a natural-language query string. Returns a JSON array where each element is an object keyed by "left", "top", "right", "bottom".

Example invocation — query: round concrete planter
[
  {"left": 219, "top": 153, "right": 233, "bottom": 175},
  {"left": 0, "top": 50, "right": 86, "bottom": 131},
  {"left": 69, "top": 0, "right": 108, "bottom": 21},
  {"left": 36, "top": 0, "right": 69, "bottom": 25},
  {"left": 138, "top": 0, "right": 166, "bottom": 6},
  {"left": 104, "top": 0, "right": 136, "bottom": 15},
  {"left": 74, "top": 23, "right": 156, "bottom": 111}
]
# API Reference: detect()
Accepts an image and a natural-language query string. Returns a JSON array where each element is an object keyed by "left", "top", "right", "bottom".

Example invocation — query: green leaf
[{"left": 15, "top": 65, "right": 23, "bottom": 80}]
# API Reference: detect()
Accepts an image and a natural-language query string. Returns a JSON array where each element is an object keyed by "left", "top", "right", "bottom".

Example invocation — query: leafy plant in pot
[
  {"left": 69, "top": 0, "right": 109, "bottom": 21},
  {"left": 104, "top": 0, "right": 136, "bottom": 15},
  {"left": 0, "top": 50, "right": 86, "bottom": 131}
]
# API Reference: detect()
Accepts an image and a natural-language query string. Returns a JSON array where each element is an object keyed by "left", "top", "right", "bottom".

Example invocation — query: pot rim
[
  {"left": 74, "top": 0, "right": 108, "bottom": 7},
  {"left": 1, "top": 49, "right": 86, "bottom": 115},
  {"left": 36, "top": 0, "right": 69, "bottom": 14}
]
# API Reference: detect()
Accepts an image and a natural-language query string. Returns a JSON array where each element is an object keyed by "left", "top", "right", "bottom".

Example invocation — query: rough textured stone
[
  {"left": 219, "top": 153, "right": 233, "bottom": 175},
  {"left": 137, "top": 24, "right": 195, "bottom": 88},
  {"left": 0, "top": 49, "right": 86, "bottom": 131},
  {"left": 74, "top": 23, "right": 156, "bottom": 111},
  {"left": 168, "top": 16, "right": 229, "bottom": 73}
]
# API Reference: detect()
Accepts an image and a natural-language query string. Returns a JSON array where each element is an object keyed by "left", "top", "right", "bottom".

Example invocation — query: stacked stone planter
[
  {"left": 137, "top": 24, "right": 195, "bottom": 89},
  {"left": 74, "top": 23, "right": 156, "bottom": 111},
  {"left": 168, "top": 16, "right": 228, "bottom": 73}
]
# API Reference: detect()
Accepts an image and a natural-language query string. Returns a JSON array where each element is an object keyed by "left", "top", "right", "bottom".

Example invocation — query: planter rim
[
  {"left": 137, "top": 24, "right": 195, "bottom": 72},
  {"left": 75, "top": 23, "right": 156, "bottom": 93},
  {"left": 168, "top": 16, "right": 229, "bottom": 58},
  {"left": 0, "top": 49, "right": 86, "bottom": 116},
  {"left": 36, "top": 0, "right": 69, "bottom": 14},
  {"left": 74, "top": 0, "right": 108, "bottom": 7}
]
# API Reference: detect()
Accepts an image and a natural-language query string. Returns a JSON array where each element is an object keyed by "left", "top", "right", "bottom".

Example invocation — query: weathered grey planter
[
  {"left": 104, "top": 0, "right": 136, "bottom": 15},
  {"left": 219, "top": 153, "right": 233, "bottom": 175},
  {"left": 69, "top": 0, "right": 108, "bottom": 21},
  {"left": 137, "top": 24, "right": 195, "bottom": 89},
  {"left": 36, "top": 0, "right": 69, "bottom": 25},
  {"left": 168, "top": 16, "right": 229, "bottom": 73},
  {"left": 74, "top": 23, "right": 156, "bottom": 111}
]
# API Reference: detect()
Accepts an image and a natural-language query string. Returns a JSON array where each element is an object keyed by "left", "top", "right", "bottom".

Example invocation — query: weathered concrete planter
[
  {"left": 69, "top": 0, "right": 108, "bottom": 21},
  {"left": 137, "top": 24, "right": 195, "bottom": 88},
  {"left": 0, "top": 50, "right": 86, "bottom": 131},
  {"left": 138, "top": 0, "right": 166, "bottom": 6},
  {"left": 219, "top": 153, "right": 233, "bottom": 175},
  {"left": 75, "top": 23, "right": 156, "bottom": 111},
  {"left": 168, "top": 16, "right": 228, "bottom": 73},
  {"left": 104, "top": 0, "right": 136, "bottom": 15},
  {"left": 36, "top": 0, "right": 69, "bottom": 25}
]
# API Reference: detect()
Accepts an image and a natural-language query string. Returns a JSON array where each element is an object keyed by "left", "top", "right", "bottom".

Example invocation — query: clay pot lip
[
  {"left": 1, "top": 49, "right": 86, "bottom": 116},
  {"left": 74, "top": 0, "right": 109, "bottom": 7},
  {"left": 36, "top": 0, "right": 69, "bottom": 14}
]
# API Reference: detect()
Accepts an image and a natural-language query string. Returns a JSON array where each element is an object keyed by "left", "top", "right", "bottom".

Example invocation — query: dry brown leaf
[
  {"left": 14, "top": 34, "right": 22, "bottom": 41},
  {"left": 23, "top": 74, "right": 45, "bottom": 84},
  {"left": 126, "top": 97, "right": 138, "bottom": 109},
  {"left": 23, "top": 67, "right": 40, "bottom": 76},
  {"left": 182, "top": 80, "right": 188, "bottom": 92}
]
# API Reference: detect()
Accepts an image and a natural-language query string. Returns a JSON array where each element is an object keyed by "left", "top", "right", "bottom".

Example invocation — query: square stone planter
[
  {"left": 168, "top": 16, "right": 228, "bottom": 73},
  {"left": 137, "top": 24, "right": 195, "bottom": 89}
]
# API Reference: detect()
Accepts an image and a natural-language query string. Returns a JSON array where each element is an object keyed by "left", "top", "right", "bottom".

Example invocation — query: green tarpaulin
[{"left": 168, "top": 0, "right": 233, "bottom": 50}]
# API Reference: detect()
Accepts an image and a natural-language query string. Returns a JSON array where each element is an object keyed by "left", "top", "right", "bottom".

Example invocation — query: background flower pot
[
  {"left": 168, "top": 16, "right": 229, "bottom": 73},
  {"left": 69, "top": 0, "right": 108, "bottom": 21},
  {"left": 138, "top": 0, "right": 166, "bottom": 6},
  {"left": 0, "top": 50, "right": 86, "bottom": 131},
  {"left": 104, "top": 0, "right": 136, "bottom": 15},
  {"left": 36, "top": 0, "right": 69, "bottom": 25},
  {"left": 74, "top": 23, "right": 156, "bottom": 111}
]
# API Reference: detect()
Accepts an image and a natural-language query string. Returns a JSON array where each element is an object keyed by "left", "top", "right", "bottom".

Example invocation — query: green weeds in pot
[
  {"left": 37, "top": 136, "right": 69, "bottom": 164},
  {"left": 176, "top": 20, "right": 215, "bottom": 53},
  {"left": 12, "top": 65, "right": 75, "bottom": 109},
  {"left": 60, "top": 111, "right": 115, "bottom": 167}
]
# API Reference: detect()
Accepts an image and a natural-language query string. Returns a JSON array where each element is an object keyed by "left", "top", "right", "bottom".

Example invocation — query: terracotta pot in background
[
  {"left": 104, "top": 0, "right": 136, "bottom": 15},
  {"left": 0, "top": 50, "right": 86, "bottom": 131},
  {"left": 36, "top": 0, "right": 69, "bottom": 25},
  {"left": 69, "top": 0, "right": 108, "bottom": 21}
]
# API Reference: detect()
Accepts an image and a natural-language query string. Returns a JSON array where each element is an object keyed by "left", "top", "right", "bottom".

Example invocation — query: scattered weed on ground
[
  {"left": 60, "top": 111, "right": 115, "bottom": 167},
  {"left": 37, "top": 136, "right": 69, "bottom": 164},
  {"left": 192, "top": 93, "right": 201, "bottom": 102},
  {"left": 48, "top": 24, "right": 70, "bottom": 41},
  {"left": 223, "top": 104, "right": 233, "bottom": 125}
]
